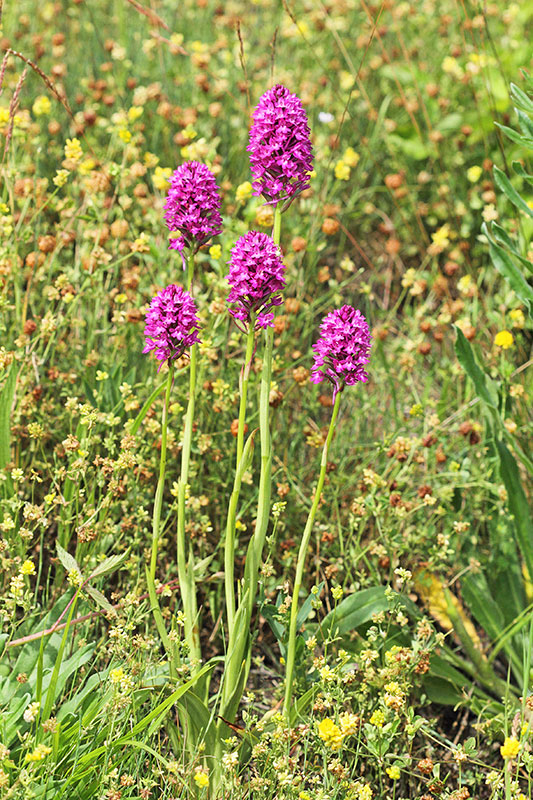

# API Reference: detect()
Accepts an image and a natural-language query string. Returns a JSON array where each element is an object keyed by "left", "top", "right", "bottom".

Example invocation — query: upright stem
[
  {"left": 251, "top": 204, "right": 281, "bottom": 567},
  {"left": 225, "top": 320, "right": 256, "bottom": 637},
  {"left": 218, "top": 204, "right": 282, "bottom": 723},
  {"left": 177, "top": 251, "right": 201, "bottom": 666},
  {"left": 149, "top": 364, "right": 174, "bottom": 581},
  {"left": 283, "top": 391, "right": 342, "bottom": 718}
]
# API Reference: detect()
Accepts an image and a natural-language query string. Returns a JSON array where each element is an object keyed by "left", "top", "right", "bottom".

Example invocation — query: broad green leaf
[
  {"left": 129, "top": 379, "right": 166, "bottom": 435},
  {"left": 510, "top": 83, "right": 533, "bottom": 113},
  {"left": 454, "top": 327, "right": 498, "bottom": 408},
  {"left": 496, "top": 439, "right": 533, "bottom": 586},
  {"left": 0, "top": 364, "right": 16, "bottom": 470},
  {"left": 85, "top": 585, "right": 113, "bottom": 612},
  {"left": 88, "top": 550, "right": 129, "bottom": 580},
  {"left": 517, "top": 109, "right": 533, "bottom": 140},
  {"left": 56, "top": 543, "right": 81, "bottom": 576},
  {"left": 320, "top": 586, "right": 416, "bottom": 636},
  {"left": 483, "top": 224, "right": 533, "bottom": 313},
  {"left": 493, "top": 166, "right": 533, "bottom": 218},
  {"left": 495, "top": 122, "right": 533, "bottom": 148},
  {"left": 512, "top": 161, "right": 533, "bottom": 182}
]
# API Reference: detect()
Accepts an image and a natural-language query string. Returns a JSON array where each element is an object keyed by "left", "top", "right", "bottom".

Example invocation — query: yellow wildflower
[
  {"left": 334, "top": 160, "right": 350, "bottom": 180},
  {"left": 256, "top": 204, "right": 274, "bottom": 227},
  {"left": 339, "top": 712, "right": 359, "bottom": 736},
  {"left": 193, "top": 771, "right": 209, "bottom": 788},
  {"left": 343, "top": 147, "right": 360, "bottom": 167},
  {"left": 209, "top": 244, "right": 222, "bottom": 259},
  {"left": 26, "top": 744, "right": 52, "bottom": 762},
  {"left": 494, "top": 330, "right": 514, "bottom": 349},
  {"left": 64, "top": 138, "right": 83, "bottom": 162},
  {"left": 0, "top": 107, "right": 9, "bottom": 125},
  {"left": 369, "top": 709, "right": 385, "bottom": 728},
  {"left": 53, "top": 169, "right": 69, "bottom": 187},
  {"left": 20, "top": 560, "right": 36, "bottom": 576},
  {"left": 431, "top": 223, "right": 451, "bottom": 249},
  {"left": 500, "top": 737, "right": 520, "bottom": 759},
  {"left": 127, "top": 106, "right": 143, "bottom": 122},
  {"left": 467, "top": 165, "right": 482, "bottom": 183},
  {"left": 32, "top": 95, "right": 51, "bottom": 117},
  {"left": 317, "top": 718, "right": 344, "bottom": 750},
  {"left": 144, "top": 151, "right": 159, "bottom": 168},
  {"left": 236, "top": 181, "right": 253, "bottom": 202},
  {"left": 509, "top": 308, "right": 525, "bottom": 329},
  {"left": 118, "top": 128, "right": 131, "bottom": 143},
  {"left": 153, "top": 166, "right": 171, "bottom": 191},
  {"left": 386, "top": 766, "right": 401, "bottom": 780}
]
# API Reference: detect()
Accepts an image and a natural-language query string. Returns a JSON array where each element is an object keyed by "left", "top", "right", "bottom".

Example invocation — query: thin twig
[
  {"left": 124, "top": 0, "right": 169, "bottom": 30},
  {"left": 7, "top": 579, "right": 180, "bottom": 648}
]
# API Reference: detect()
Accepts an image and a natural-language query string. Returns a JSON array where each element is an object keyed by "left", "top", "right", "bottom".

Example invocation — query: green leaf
[
  {"left": 483, "top": 223, "right": 533, "bottom": 313},
  {"left": 493, "top": 166, "right": 533, "bottom": 218},
  {"left": 510, "top": 83, "right": 533, "bottom": 114},
  {"left": 0, "top": 363, "right": 16, "bottom": 470},
  {"left": 512, "top": 161, "right": 533, "bottom": 182},
  {"left": 85, "top": 585, "right": 113, "bottom": 612},
  {"left": 88, "top": 550, "right": 129, "bottom": 580},
  {"left": 129, "top": 379, "right": 166, "bottom": 435},
  {"left": 320, "top": 586, "right": 415, "bottom": 636},
  {"left": 56, "top": 543, "right": 81, "bottom": 576},
  {"left": 517, "top": 110, "right": 533, "bottom": 140},
  {"left": 454, "top": 327, "right": 498, "bottom": 409},
  {"left": 496, "top": 439, "right": 533, "bottom": 585},
  {"left": 495, "top": 122, "right": 533, "bottom": 148}
]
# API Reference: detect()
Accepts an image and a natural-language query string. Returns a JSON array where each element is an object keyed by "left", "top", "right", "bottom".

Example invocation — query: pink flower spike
[
  {"left": 143, "top": 284, "right": 201, "bottom": 366},
  {"left": 310, "top": 306, "right": 372, "bottom": 399},
  {"left": 226, "top": 231, "right": 286, "bottom": 330},
  {"left": 248, "top": 84, "right": 313, "bottom": 206},
  {"left": 163, "top": 161, "right": 222, "bottom": 255}
]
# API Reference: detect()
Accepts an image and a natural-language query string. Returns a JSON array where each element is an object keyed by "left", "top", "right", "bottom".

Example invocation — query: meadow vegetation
[{"left": 0, "top": 1, "right": 532, "bottom": 798}]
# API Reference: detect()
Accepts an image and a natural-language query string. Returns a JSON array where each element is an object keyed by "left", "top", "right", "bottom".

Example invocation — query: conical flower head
[
  {"left": 310, "top": 306, "right": 372, "bottom": 398},
  {"left": 226, "top": 231, "right": 286, "bottom": 329},
  {"left": 163, "top": 161, "right": 222, "bottom": 254},
  {"left": 143, "top": 284, "right": 201, "bottom": 365},
  {"left": 248, "top": 84, "right": 313, "bottom": 205}
]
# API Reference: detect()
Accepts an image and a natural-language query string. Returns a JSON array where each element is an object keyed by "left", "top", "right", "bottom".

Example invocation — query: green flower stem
[
  {"left": 283, "top": 390, "right": 342, "bottom": 718},
  {"left": 225, "top": 319, "right": 256, "bottom": 637},
  {"left": 177, "top": 251, "right": 201, "bottom": 667},
  {"left": 218, "top": 205, "right": 282, "bottom": 723},
  {"left": 145, "top": 363, "right": 178, "bottom": 679},
  {"left": 149, "top": 364, "right": 174, "bottom": 582},
  {"left": 251, "top": 203, "right": 281, "bottom": 568}
]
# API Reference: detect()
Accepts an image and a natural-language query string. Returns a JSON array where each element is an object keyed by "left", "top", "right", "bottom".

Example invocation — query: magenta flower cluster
[
  {"left": 164, "top": 161, "right": 222, "bottom": 254},
  {"left": 248, "top": 84, "right": 313, "bottom": 205},
  {"left": 226, "top": 232, "right": 286, "bottom": 329},
  {"left": 310, "top": 306, "right": 372, "bottom": 398},
  {"left": 143, "top": 284, "right": 201, "bottom": 365}
]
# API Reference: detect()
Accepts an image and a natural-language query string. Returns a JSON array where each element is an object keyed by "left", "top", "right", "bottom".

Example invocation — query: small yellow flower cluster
[
  {"left": 500, "top": 737, "right": 520, "bottom": 759},
  {"left": 236, "top": 181, "right": 253, "bottom": 202},
  {"left": 64, "top": 137, "right": 83, "bottom": 162},
  {"left": 193, "top": 769, "right": 209, "bottom": 788},
  {"left": 33, "top": 95, "right": 52, "bottom": 117},
  {"left": 318, "top": 718, "right": 344, "bottom": 750},
  {"left": 26, "top": 744, "right": 52, "bottom": 762},
  {"left": 369, "top": 709, "right": 385, "bottom": 728},
  {"left": 153, "top": 166, "right": 172, "bottom": 190},
  {"left": 494, "top": 329, "right": 513, "bottom": 349},
  {"left": 466, "top": 165, "right": 482, "bottom": 182},
  {"left": 334, "top": 147, "right": 360, "bottom": 181},
  {"left": 19, "top": 560, "right": 35, "bottom": 576}
]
